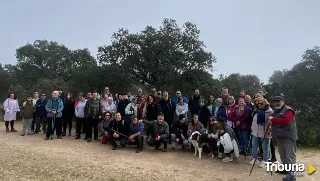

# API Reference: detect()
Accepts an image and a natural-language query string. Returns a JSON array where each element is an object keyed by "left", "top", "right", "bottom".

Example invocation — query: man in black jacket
[
  {"left": 117, "top": 93, "right": 131, "bottom": 119},
  {"left": 189, "top": 89, "right": 202, "bottom": 116},
  {"left": 84, "top": 92, "right": 102, "bottom": 142},
  {"left": 158, "top": 91, "right": 174, "bottom": 135},
  {"left": 198, "top": 99, "right": 211, "bottom": 127},
  {"left": 171, "top": 114, "right": 189, "bottom": 150},
  {"left": 107, "top": 112, "right": 127, "bottom": 150}
]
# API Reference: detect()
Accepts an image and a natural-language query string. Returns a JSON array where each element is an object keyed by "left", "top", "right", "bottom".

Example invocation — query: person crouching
[
  {"left": 143, "top": 113, "right": 169, "bottom": 152},
  {"left": 213, "top": 122, "right": 240, "bottom": 162},
  {"left": 127, "top": 115, "right": 144, "bottom": 153},
  {"left": 107, "top": 112, "right": 127, "bottom": 150},
  {"left": 100, "top": 111, "right": 113, "bottom": 144},
  {"left": 171, "top": 114, "right": 189, "bottom": 150}
]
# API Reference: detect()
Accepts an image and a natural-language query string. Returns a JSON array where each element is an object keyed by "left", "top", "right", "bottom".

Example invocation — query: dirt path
[{"left": 0, "top": 123, "right": 319, "bottom": 181}]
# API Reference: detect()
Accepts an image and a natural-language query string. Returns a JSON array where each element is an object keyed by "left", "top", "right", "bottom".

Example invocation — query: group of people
[{"left": 2, "top": 86, "right": 298, "bottom": 181}]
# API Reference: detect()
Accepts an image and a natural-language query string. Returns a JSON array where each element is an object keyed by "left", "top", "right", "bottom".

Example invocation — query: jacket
[
  {"left": 175, "top": 102, "right": 188, "bottom": 120},
  {"left": 144, "top": 120, "right": 169, "bottom": 139},
  {"left": 232, "top": 106, "right": 252, "bottom": 130},
  {"left": 45, "top": 97, "right": 64, "bottom": 118},
  {"left": 75, "top": 100, "right": 86, "bottom": 118},
  {"left": 84, "top": 98, "right": 102, "bottom": 119},
  {"left": 129, "top": 122, "right": 144, "bottom": 136},
  {"left": 100, "top": 119, "right": 112, "bottom": 136},
  {"left": 271, "top": 105, "right": 297, "bottom": 140},
  {"left": 63, "top": 99, "right": 74, "bottom": 118},
  {"left": 107, "top": 119, "right": 126, "bottom": 136},
  {"left": 171, "top": 120, "right": 188, "bottom": 139},
  {"left": 172, "top": 96, "right": 188, "bottom": 106},
  {"left": 146, "top": 102, "right": 162, "bottom": 121},
  {"left": 251, "top": 107, "right": 273, "bottom": 138},
  {"left": 213, "top": 105, "right": 227, "bottom": 123},
  {"left": 158, "top": 99, "right": 174, "bottom": 123},
  {"left": 198, "top": 105, "right": 211, "bottom": 127},
  {"left": 117, "top": 99, "right": 131, "bottom": 117},
  {"left": 21, "top": 101, "right": 35, "bottom": 119},
  {"left": 189, "top": 95, "right": 201, "bottom": 114},
  {"left": 36, "top": 98, "right": 48, "bottom": 117}
]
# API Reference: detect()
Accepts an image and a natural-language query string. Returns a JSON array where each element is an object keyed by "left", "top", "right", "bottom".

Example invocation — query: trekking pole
[
  {"left": 245, "top": 135, "right": 252, "bottom": 159},
  {"left": 110, "top": 129, "right": 129, "bottom": 139},
  {"left": 249, "top": 125, "right": 270, "bottom": 176},
  {"left": 268, "top": 134, "right": 273, "bottom": 175},
  {"left": 51, "top": 110, "right": 56, "bottom": 140}
]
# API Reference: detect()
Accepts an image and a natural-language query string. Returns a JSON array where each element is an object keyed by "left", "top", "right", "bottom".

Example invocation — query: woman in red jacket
[{"left": 232, "top": 97, "right": 252, "bottom": 156}]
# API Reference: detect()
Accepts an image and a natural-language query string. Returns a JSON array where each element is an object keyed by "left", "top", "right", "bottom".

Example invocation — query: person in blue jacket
[
  {"left": 171, "top": 91, "right": 188, "bottom": 107},
  {"left": 35, "top": 93, "right": 48, "bottom": 133},
  {"left": 45, "top": 91, "right": 64, "bottom": 140}
]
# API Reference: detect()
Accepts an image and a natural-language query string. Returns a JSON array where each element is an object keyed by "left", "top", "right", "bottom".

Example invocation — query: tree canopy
[{"left": 0, "top": 19, "right": 319, "bottom": 146}]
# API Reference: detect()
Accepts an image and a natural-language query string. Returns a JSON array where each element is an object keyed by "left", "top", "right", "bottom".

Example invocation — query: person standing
[
  {"left": 20, "top": 96, "right": 36, "bottom": 136},
  {"left": 84, "top": 92, "right": 102, "bottom": 142},
  {"left": 75, "top": 94, "right": 87, "bottom": 139},
  {"left": 35, "top": 93, "right": 48, "bottom": 133},
  {"left": 268, "top": 96, "right": 297, "bottom": 181},
  {"left": 45, "top": 91, "right": 64, "bottom": 140},
  {"left": 62, "top": 93, "right": 74, "bottom": 136},
  {"left": 31, "top": 92, "right": 39, "bottom": 132},
  {"left": 189, "top": 89, "right": 202, "bottom": 116},
  {"left": 3, "top": 92, "right": 20, "bottom": 132}
]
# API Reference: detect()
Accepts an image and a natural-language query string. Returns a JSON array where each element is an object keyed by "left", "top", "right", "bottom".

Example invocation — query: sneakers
[
  {"left": 6, "top": 128, "right": 10, "bottom": 133},
  {"left": 249, "top": 159, "right": 259, "bottom": 165},
  {"left": 259, "top": 161, "right": 267, "bottom": 168},
  {"left": 222, "top": 156, "right": 233, "bottom": 162}
]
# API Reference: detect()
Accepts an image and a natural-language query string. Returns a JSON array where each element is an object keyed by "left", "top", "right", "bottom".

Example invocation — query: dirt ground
[{"left": 0, "top": 123, "right": 319, "bottom": 181}]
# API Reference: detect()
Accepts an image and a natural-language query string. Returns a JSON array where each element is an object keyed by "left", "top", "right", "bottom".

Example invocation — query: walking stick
[
  {"left": 245, "top": 135, "right": 252, "bottom": 159},
  {"left": 268, "top": 135, "right": 273, "bottom": 175},
  {"left": 249, "top": 125, "right": 271, "bottom": 176},
  {"left": 51, "top": 110, "right": 56, "bottom": 140},
  {"left": 110, "top": 129, "right": 129, "bottom": 139}
]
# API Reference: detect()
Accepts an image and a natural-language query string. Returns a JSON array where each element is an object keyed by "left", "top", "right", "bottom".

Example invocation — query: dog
[{"left": 189, "top": 131, "right": 210, "bottom": 159}]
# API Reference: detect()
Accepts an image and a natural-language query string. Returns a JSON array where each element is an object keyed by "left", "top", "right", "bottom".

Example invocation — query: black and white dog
[{"left": 189, "top": 131, "right": 210, "bottom": 159}]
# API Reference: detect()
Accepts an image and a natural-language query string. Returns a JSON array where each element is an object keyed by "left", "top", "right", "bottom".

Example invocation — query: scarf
[
  {"left": 257, "top": 106, "right": 268, "bottom": 125},
  {"left": 237, "top": 106, "right": 244, "bottom": 116}
]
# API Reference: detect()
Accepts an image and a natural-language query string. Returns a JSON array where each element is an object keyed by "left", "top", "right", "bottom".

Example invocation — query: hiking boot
[
  {"left": 270, "top": 158, "right": 278, "bottom": 163},
  {"left": 28, "top": 132, "right": 34, "bottom": 135},
  {"left": 44, "top": 137, "right": 49, "bottom": 140},
  {"left": 222, "top": 156, "right": 233, "bottom": 162},
  {"left": 154, "top": 146, "right": 160, "bottom": 150},
  {"left": 249, "top": 159, "right": 259, "bottom": 165},
  {"left": 6, "top": 128, "right": 10, "bottom": 133},
  {"left": 162, "top": 148, "right": 167, "bottom": 152},
  {"left": 112, "top": 145, "right": 117, "bottom": 150},
  {"left": 75, "top": 136, "right": 80, "bottom": 139},
  {"left": 33, "top": 131, "right": 39, "bottom": 134},
  {"left": 87, "top": 138, "right": 92, "bottom": 142},
  {"left": 94, "top": 138, "right": 100, "bottom": 142},
  {"left": 172, "top": 147, "right": 175, "bottom": 151},
  {"left": 282, "top": 176, "right": 296, "bottom": 181},
  {"left": 218, "top": 152, "right": 223, "bottom": 158},
  {"left": 10, "top": 129, "right": 17, "bottom": 132}
]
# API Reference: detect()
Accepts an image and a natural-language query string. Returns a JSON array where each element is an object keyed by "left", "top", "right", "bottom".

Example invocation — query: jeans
[
  {"left": 237, "top": 129, "right": 249, "bottom": 153},
  {"left": 22, "top": 118, "right": 33, "bottom": 134},
  {"left": 252, "top": 136, "right": 270, "bottom": 162}
]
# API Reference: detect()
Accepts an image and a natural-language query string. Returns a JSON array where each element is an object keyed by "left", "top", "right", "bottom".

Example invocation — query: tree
[
  {"left": 0, "top": 64, "right": 10, "bottom": 98},
  {"left": 220, "top": 73, "right": 262, "bottom": 96},
  {"left": 98, "top": 18, "right": 216, "bottom": 88}
]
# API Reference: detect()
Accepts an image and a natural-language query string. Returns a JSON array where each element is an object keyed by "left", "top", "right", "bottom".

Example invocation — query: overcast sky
[{"left": 1, "top": 0, "right": 319, "bottom": 83}]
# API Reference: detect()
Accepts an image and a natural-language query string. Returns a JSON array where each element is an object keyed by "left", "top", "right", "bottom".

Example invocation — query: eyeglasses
[
  {"left": 105, "top": 115, "right": 111, "bottom": 117},
  {"left": 176, "top": 93, "right": 181, "bottom": 94}
]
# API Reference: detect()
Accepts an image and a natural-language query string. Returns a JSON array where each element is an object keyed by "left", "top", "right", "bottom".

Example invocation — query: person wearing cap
[
  {"left": 172, "top": 91, "right": 188, "bottom": 107},
  {"left": 142, "top": 113, "right": 169, "bottom": 152},
  {"left": 128, "top": 115, "right": 144, "bottom": 153},
  {"left": 171, "top": 114, "right": 189, "bottom": 150},
  {"left": 35, "top": 93, "right": 48, "bottom": 133},
  {"left": 268, "top": 96, "right": 297, "bottom": 181}
]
